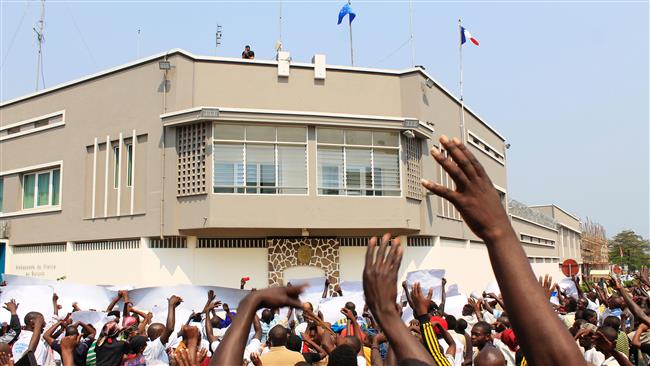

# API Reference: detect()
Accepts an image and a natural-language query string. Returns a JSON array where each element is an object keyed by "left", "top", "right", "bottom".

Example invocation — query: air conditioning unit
[{"left": 0, "top": 220, "right": 9, "bottom": 239}]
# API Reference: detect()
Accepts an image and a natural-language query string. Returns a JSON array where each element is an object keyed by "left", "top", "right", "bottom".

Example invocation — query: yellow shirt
[{"left": 259, "top": 346, "right": 306, "bottom": 366}]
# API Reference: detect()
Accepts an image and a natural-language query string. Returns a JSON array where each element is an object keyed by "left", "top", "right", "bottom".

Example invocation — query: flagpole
[
  {"left": 458, "top": 18, "right": 466, "bottom": 143},
  {"left": 348, "top": 0, "right": 354, "bottom": 66},
  {"left": 408, "top": 0, "right": 415, "bottom": 66}
]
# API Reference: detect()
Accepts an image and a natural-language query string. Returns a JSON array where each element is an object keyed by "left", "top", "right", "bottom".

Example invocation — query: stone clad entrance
[{"left": 268, "top": 238, "right": 340, "bottom": 290}]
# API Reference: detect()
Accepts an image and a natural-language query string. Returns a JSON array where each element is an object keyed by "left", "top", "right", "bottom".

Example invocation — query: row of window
[
  {"left": 113, "top": 143, "right": 134, "bottom": 188},
  {"left": 212, "top": 125, "right": 402, "bottom": 196},
  {"left": 520, "top": 233, "right": 556, "bottom": 247}
]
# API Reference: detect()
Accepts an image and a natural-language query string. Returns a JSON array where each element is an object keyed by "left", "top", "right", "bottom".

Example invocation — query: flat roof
[
  {"left": 0, "top": 48, "right": 505, "bottom": 141},
  {"left": 528, "top": 204, "right": 580, "bottom": 221}
]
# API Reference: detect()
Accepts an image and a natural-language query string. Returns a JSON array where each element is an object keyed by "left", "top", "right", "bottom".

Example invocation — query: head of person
[
  {"left": 286, "top": 334, "right": 302, "bottom": 352},
  {"left": 593, "top": 326, "right": 617, "bottom": 353},
  {"left": 327, "top": 345, "right": 358, "bottom": 366},
  {"left": 444, "top": 315, "right": 457, "bottom": 331},
  {"left": 474, "top": 346, "right": 506, "bottom": 366},
  {"left": 578, "top": 328, "right": 594, "bottom": 349},
  {"left": 338, "top": 336, "right": 362, "bottom": 354},
  {"left": 494, "top": 315, "right": 510, "bottom": 332},
  {"left": 462, "top": 304, "right": 475, "bottom": 316},
  {"left": 586, "top": 292, "right": 598, "bottom": 302},
  {"left": 261, "top": 309, "right": 273, "bottom": 324},
  {"left": 146, "top": 323, "right": 166, "bottom": 342},
  {"left": 570, "top": 319, "right": 586, "bottom": 336},
  {"left": 577, "top": 298, "right": 589, "bottom": 311},
  {"left": 456, "top": 318, "right": 468, "bottom": 334},
  {"left": 428, "top": 301, "right": 440, "bottom": 316},
  {"left": 303, "top": 302, "right": 314, "bottom": 313},
  {"left": 65, "top": 325, "right": 79, "bottom": 337},
  {"left": 268, "top": 325, "right": 288, "bottom": 347},
  {"left": 607, "top": 295, "right": 623, "bottom": 309},
  {"left": 107, "top": 310, "right": 121, "bottom": 321},
  {"left": 603, "top": 316, "right": 621, "bottom": 332},
  {"left": 81, "top": 324, "right": 95, "bottom": 338},
  {"left": 129, "top": 336, "right": 148, "bottom": 355},
  {"left": 24, "top": 312, "right": 45, "bottom": 332},
  {"left": 344, "top": 302, "right": 357, "bottom": 317},
  {"left": 583, "top": 309, "right": 598, "bottom": 325},
  {"left": 245, "top": 45, "right": 251, "bottom": 51},
  {"left": 565, "top": 298, "right": 578, "bottom": 313},
  {"left": 471, "top": 321, "right": 493, "bottom": 350}
]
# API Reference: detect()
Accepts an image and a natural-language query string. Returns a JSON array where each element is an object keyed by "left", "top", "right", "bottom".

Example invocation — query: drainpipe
[{"left": 160, "top": 55, "right": 168, "bottom": 239}]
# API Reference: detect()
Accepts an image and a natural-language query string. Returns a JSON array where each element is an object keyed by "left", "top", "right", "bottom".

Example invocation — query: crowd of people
[{"left": 0, "top": 136, "right": 648, "bottom": 366}]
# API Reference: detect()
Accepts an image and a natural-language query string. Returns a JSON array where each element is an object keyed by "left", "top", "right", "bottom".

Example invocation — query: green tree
[{"left": 608, "top": 230, "right": 650, "bottom": 271}]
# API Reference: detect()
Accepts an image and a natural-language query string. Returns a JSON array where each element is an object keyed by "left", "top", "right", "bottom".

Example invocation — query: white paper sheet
[{"left": 0, "top": 285, "right": 54, "bottom": 323}]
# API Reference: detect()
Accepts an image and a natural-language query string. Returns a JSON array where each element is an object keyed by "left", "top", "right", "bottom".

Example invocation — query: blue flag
[{"left": 337, "top": 3, "right": 356, "bottom": 25}]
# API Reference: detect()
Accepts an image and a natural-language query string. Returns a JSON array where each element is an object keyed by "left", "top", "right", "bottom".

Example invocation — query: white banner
[{"left": 0, "top": 285, "right": 54, "bottom": 323}]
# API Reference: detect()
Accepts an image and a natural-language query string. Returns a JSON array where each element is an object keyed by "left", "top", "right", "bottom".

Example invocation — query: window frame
[
  {"left": 211, "top": 124, "right": 309, "bottom": 195},
  {"left": 113, "top": 145, "right": 120, "bottom": 189},
  {"left": 315, "top": 127, "right": 402, "bottom": 198},
  {"left": 21, "top": 167, "right": 61, "bottom": 210},
  {"left": 126, "top": 143, "right": 133, "bottom": 187},
  {"left": 0, "top": 177, "right": 3, "bottom": 213}
]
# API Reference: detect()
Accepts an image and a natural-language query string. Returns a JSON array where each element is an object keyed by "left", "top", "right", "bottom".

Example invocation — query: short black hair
[
  {"left": 603, "top": 316, "right": 621, "bottom": 331},
  {"left": 598, "top": 326, "right": 618, "bottom": 342},
  {"left": 473, "top": 321, "right": 492, "bottom": 335},
  {"left": 327, "top": 345, "right": 358, "bottom": 366},
  {"left": 456, "top": 318, "right": 468, "bottom": 333},
  {"left": 269, "top": 325, "right": 288, "bottom": 347},
  {"left": 286, "top": 334, "right": 302, "bottom": 352},
  {"left": 583, "top": 309, "right": 597, "bottom": 321},
  {"left": 107, "top": 310, "right": 121, "bottom": 318},
  {"left": 444, "top": 315, "right": 457, "bottom": 330}
]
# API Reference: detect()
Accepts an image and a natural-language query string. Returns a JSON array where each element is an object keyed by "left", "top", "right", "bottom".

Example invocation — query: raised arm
[
  {"left": 78, "top": 321, "right": 96, "bottom": 340},
  {"left": 210, "top": 286, "right": 304, "bottom": 365},
  {"left": 43, "top": 319, "right": 64, "bottom": 346},
  {"left": 322, "top": 277, "right": 331, "bottom": 299},
  {"left": 363, "top": 234, "right": 435, "bottom": 365},
  {"left": 106, "top": 291, "right": 122, "bottom": 312},
  {"left": 27, "top": 317, "right": 45, "bottom": 353},
  {"left": 137, "top": 313, "right": 153, "bottom": 336},
  {"left": 203, "top": 290, "right": 221, "bottom": 344},
  {"left": 3, "top": 299, "right": 21, "bottom": 337},
  {"left": 421, "top": 135, "right": 588, "bottom": 366},
  {"left": 162, "top": 295, "right": 183, "bottom": 344},
  {"left": 439, "top": 278, "right": 447, "bottom": 314},
  {"left": 53, "top": 293, "right": 61, "bottom": 317},
  {"left": 411, "top": 282, "right": 452, "bottom": 366},
  {"left": 610, "top": 276, "right": 650, "bottom": 327}
]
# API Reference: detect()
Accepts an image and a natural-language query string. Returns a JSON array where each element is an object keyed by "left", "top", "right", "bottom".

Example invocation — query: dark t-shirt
[
  {"left": 95, "top": 338, "right": 128, "bottom": 366},
  {"left": 52, "top": 337, "right": 94, "bottom": 366},
  {"left": 242, "top": 50, "right": 255, "bottom": 59}
]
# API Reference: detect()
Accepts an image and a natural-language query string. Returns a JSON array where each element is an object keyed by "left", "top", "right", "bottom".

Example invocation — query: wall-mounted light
[
  {"left": 425, "top": 78, "right": 435, "bottom": 88},
  {"left": 402, "top": 130, "right": 416, "bottom": 139}
]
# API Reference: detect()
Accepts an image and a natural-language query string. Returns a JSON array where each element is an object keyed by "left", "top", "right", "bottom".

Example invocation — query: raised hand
[
  {"left": 168, "top": 295, "right": 183, "bottom": 308},
  {"left": 3, "top": 299, "right": 18, "bottom": 314},
  {"left": 250, "top": 286, "right": 304, "bottom": 309},
  {"left": 341, "top": 308, "right": 355, "bottom": 321},
  {"left": 0, "top": 352, "right": 14, "bottom": 366},
  {"left": 421, "top": 136, "right": 511, "bottom": 241},
  {"left": 363, "top": 233, "right": 403, "bottom": 319},
  {"left": 411, "top": 282, "right": 433, "bottom": 317},
  {"left": 539, "top": 275, "right": 555, "bottom": 299}
]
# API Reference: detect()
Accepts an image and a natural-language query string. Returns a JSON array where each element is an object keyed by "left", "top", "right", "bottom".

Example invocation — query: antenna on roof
[
  {"left": 215, "top": 24, "right": 222, "bottom": 54},
  {"left": 33, "top": 0, "right": 45, "bottom": 90},
  {"left": 277, "top": 0, "right": 283, "bottom": 54}
]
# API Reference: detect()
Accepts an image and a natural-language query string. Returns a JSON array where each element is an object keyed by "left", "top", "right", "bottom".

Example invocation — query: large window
[
  {"left": 22, "top": 168, "right": 61, "bottom": 209},
  {"left": 317, "top": 128, "right": 400, "bottom": 196},
  {"left": 213, "top": 124, "right": 307, "bottom": 194},
  {"left": 126, "top": 143, "right": 133, "bottom": 187},
  {"left": 113, "top": 146, "right": 120, "bottom": 189}
]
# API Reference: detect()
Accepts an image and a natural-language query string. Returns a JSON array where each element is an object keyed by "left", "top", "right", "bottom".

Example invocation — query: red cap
[
  {"left": 430, "top": 316, "right": 448, "bottom": 335},
  {"left": 242, "top": 277, "right": 250, "bottom": 282}
]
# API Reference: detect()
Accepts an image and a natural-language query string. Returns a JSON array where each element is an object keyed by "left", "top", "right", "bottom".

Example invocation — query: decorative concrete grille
[
  {"left": 177, "top": 122, "right": 207, "bottom": 197},
  {"left": 197, "top": 238, "right": 267, "bottom": 249},
  {"left": 405, "top": 137, "right": 423, "bottom": 200},
  {"left": 408, "top": 236, "right": 434, "bottom": 247},
  {"left": 73, "top": 239, "right": 140, "bottom": 251},
  {"left": 13, "top": 243, "right": 66, "bottom": 254},
  {"left": 149, "top": 236, "right": 187, "bottom": 248}
]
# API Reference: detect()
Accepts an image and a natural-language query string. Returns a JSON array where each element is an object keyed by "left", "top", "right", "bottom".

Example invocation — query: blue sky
[{"left": 1, "top": 0, "right": 648, "bottom": 238}]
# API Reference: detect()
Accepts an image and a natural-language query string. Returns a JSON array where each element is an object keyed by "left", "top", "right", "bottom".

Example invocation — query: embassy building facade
[{"left": 0, "top": 50, "right": 583, "bottom": 292}]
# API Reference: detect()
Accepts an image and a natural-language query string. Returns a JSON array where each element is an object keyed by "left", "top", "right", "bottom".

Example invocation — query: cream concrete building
[{"left": 0, "top": 49, "right": 577, "bottom": 293}]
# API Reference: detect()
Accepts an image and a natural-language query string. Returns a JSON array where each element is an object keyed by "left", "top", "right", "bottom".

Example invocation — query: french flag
[{"left": 461, "top": 26, "right": 479, "bottom": 46}]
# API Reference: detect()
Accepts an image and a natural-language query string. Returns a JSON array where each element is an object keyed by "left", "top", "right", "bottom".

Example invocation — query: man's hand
[
  {"left": 223, "top": 303, "right": 230, "bottom": 313},
  {"left": 203, "top": 290, "right": 221, "bottom": 313},
  {"left": 53, "top": 293, "right": 59, "bottom": 303},
  {"left": 609, "top": 276, "right": 623, "bottom": 291},
  {"left": 0, "top": 352, "right": 14, "bottom": 366},
  {"left": 325, "top": 277, "right": 331, "bottom": 288},
  {"left": 168, "top": 295, "right": 183, "bottom": 308},
  {"left": 363, "top": 233, "right": 403, "bottom": 320},
  {"left": 421, "top": 136, "right": 511, "bottom": 241},
  {"left": 144, "top": 312, "right": 153, "bottom": 324},
  {"left": 411, "top": 282, "right": 433, "bottom": 317},
  {"left": 539, "top": 275, "right": 555, "bottom": 299},
  {"left": 341, "top": 308, "right": 355, "bottom": 321},
  {"left": 249, "top": 286, "right": 304, "bottom": 309},
  {"left": 3, "top": 299, "right": 18, "bottom": 314},
  {"left": 442, "top": 278, "right": 447, "bottom": 287},
  {"left": 118, "top": 290, "right": 128, "bottom": 299},
  {"left": 593, "top": 331, "right": 615, "bottom": 354}
]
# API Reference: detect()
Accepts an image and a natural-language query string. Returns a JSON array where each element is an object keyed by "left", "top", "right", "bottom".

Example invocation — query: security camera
[{"left": 402, "top": 130, "right": 416, "bottom": 139}]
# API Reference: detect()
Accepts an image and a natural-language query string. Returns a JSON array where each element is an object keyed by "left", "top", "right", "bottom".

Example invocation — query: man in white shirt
[
  {"left": 143, "top": 295, "right": 182, "bottom": 365},
  {"left": 12, "top": 312, "right": 54, "bottom": 366}
]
